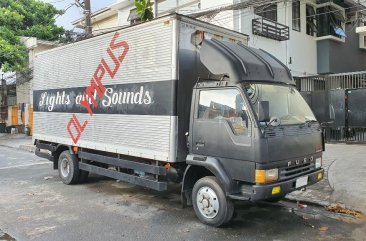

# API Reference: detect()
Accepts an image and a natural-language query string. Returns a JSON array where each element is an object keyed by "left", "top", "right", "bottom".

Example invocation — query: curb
[
  {"left": 19, "top": 145, "right": 36, "bottom": 153},
  {"left": 0, "top": 144, "right": 35, "bottom": 153},
  {"left": 283, "top": 196, "right": 329, "bottom": 208}
]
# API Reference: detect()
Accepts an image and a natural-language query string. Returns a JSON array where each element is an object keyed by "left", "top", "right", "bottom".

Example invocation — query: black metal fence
[
  {"left": 295, "top": 71, "right": 366, "bottom": 144},
  {"left": 252, "top": 17, "right": 290, "bottom": 41}
]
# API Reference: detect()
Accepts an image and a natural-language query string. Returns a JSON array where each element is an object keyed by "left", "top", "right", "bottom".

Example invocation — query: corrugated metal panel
[
  {"left": 33, "top": 112, "right": 173, "bottom": 160},
  {"left": 33, "top": 21, "right": 173, "bottom": 90},
  {"left": 33, "top": 19, "right": 175, "bottom": 161}
]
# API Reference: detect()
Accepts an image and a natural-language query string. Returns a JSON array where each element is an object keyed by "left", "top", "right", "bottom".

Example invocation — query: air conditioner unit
[
  {"left": 357, "top": 22, "right": 366, "bottom": 49},
  {"left": 356, "top": 26, "right": 366, "bottom": 35}
]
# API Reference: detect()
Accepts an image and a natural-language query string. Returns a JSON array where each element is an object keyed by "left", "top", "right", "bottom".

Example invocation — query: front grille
[
  {"left": 263, "top": 124, "right": 320, "bottom": 138},
  {"left": 279, "top": 162, "right": 315, "bottom": 180}
]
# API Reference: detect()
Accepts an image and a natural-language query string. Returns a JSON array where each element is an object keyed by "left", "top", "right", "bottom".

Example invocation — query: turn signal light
[
  {"left": 255, "top": 169, "right": 279, "bottom": 184},
  {"left": 255, "top": 170, "right": 266, "bottom": 183}
]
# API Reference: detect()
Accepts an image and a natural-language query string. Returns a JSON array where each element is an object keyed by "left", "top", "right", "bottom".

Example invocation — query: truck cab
[{"left": 181, "top": 39, "right": 324, "bottom": 226}]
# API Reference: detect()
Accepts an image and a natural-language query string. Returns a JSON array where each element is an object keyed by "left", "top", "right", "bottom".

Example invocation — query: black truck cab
[{"left": 181, "top": 39, "right": 324, "bottom": 226}]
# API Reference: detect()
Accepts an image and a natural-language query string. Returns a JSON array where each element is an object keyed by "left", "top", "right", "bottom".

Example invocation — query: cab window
[{"left": 198, "top": 89, "right": 250, "bottom": 136}]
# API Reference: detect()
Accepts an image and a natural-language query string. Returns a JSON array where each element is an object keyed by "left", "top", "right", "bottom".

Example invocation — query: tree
[
  {"left": 135, "top": 0, "right": 154, "bottom": 22},
  {"left": 0, "top": 0, "right": 65, "bottom": 72}
]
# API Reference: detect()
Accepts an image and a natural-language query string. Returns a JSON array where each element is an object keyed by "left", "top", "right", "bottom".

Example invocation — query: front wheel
[{"left": 192, "top": 176, "right": 234, "bottom": 227}]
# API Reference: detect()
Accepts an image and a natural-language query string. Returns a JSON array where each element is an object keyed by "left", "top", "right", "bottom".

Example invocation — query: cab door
[{"left": 191, "top": 88, "right": 252, "bottom": 160}]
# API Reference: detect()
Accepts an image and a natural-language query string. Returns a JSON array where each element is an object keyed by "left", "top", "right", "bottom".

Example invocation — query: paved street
[{"left": 0, "top": 146, "right": 365, "bottom": 241}]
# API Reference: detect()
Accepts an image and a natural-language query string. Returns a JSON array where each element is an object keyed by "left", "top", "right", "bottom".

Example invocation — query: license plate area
[{"left": 295, "top": 176, "right": 308, "bottom": 188}]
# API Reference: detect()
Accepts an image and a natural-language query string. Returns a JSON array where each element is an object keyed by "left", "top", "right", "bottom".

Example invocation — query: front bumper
[{"left": 250, "top": 168, "right": 324, "bottom": 201}]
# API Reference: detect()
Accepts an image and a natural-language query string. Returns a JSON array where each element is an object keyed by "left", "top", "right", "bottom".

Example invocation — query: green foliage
[
  {"left": 0, "top": 0, "right": 65, "bottom": 72},
  {"left": 135, "top": 0, "right": 154, "bottom": 22}
]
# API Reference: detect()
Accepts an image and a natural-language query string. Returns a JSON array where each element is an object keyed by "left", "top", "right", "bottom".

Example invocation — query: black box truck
[{"left": 34, "top": 14, "right": 324, "bottom": 227}]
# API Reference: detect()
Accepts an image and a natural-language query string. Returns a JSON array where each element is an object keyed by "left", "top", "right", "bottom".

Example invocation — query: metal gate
[{"left": 296, "top": 71, "right": 366, "bottom": 143}]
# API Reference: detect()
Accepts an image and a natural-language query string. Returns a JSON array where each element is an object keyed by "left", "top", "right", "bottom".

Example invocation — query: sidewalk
[
  {"left": 0, "top": 133, "right": 35, "bottom": 152},
  {"left": 286, "top": 144, "right": 366, "bottom": 214}
]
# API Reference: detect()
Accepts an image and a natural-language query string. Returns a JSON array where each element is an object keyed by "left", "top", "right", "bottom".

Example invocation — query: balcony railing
[{"left": 252, "top": 17, "right": 290, "bottom": 41}]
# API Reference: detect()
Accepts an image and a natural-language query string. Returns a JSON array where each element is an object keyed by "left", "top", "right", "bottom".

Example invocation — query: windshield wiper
[{"left": 300, "top": 119, "right": 318, "bottom": 127}]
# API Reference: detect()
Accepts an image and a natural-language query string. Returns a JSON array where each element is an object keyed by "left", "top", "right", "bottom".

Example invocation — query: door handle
[{"left": 196, "top": 141, "right": 205, "bottom": 148}]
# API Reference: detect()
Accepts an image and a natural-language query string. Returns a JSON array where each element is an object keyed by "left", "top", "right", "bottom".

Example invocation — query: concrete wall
[
  {"left": 93, "top": 14, "right": 118, "bottom": 31},
  {"left": 288, "top": 0, "right": 318, "bottom": 76},
  {"left": 317, "top": 24, "right": 366, "bottom": 74},
  {"left": 16, "top": 82, "right": 30, "bottom": 105},
  {"left": 20, "top": 38, "right": 58, "bottom": 106},
  {"left": 27, "top": 43, "right": 57, "bottom": 106},
  {"left": 117, "top": 0, "right": 200, "bottom": 26},
  {"left": 158, "top": 0, "right": 200, "bottom": 15},
  {"left": 118, "top": 3, "right": 134, "bottom": 26},
  {"left": 201, "top": 0, "right": 235, "bottom": 30}
]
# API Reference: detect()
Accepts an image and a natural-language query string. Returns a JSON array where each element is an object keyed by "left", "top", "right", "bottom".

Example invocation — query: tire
[
  {"left": 58, "top": 150, "right": 80, "bottom": 185},
  {"left": 78, "top": 170, "right": 89, "bottom": 183},
  {"left": 192, "top": 176, "right": 234, "bottom": 227}
]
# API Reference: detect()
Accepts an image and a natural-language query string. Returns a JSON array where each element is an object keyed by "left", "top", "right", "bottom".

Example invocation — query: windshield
[{"left": 242, "top": 83, "right": 316, "bottom": 125}]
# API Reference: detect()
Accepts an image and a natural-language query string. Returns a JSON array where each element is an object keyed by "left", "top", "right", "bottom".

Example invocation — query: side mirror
[{"left": 258, "top": 101, "right": 270, "bottom": 122}]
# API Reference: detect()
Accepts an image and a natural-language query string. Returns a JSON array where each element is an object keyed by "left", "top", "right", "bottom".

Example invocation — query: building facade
[
  {"left": 80, "top": 0, "right": 365, "bottom": 78},
  {"left": 5, "top": 37, "right": 60, "bottom": 134},
  {"left": 189, "top": 0, "right": 366, "bottom": 77}
]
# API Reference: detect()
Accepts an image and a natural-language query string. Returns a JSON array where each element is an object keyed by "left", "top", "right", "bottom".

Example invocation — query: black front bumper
[{"left": 249, "top": 169, "right": 324, "bottom": 201}]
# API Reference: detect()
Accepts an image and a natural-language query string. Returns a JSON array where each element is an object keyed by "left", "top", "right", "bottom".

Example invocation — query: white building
[{"left": 8, "top": 37, "right": 61, "bottom": 134}]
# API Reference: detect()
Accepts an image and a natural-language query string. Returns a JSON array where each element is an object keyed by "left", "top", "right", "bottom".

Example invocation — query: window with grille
[
  {"left": 317, "top": 5, "right": 346, "bottom": 38},
  {"left": 292, "top": 0, "right": 301, "bottom": 31},
  {"left": 306, "top": 4, "right": 317, "bottom": 36},
  {"left": 254, "top": 3, "right": 278, "bottom": 22}
]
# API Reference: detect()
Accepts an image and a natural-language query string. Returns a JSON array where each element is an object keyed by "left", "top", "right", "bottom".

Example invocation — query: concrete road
[{"left": 0, "top": 146, "right": 365, "bottom": 241}]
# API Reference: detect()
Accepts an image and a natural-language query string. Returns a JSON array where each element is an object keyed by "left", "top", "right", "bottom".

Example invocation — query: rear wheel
[
  {"left": 192, "top": 176, "right": 234, "bottom": 227},
  {"left": 58, "top": 150, "right": 80, "bottom": 185}
]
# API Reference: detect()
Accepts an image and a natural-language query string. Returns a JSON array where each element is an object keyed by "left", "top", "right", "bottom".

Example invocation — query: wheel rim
[
  {"left": 196, "top": 186, "right": 220, "bottom": 219},
  {"left": 60, "top": 158, "right": 70, "bottom": 178}
]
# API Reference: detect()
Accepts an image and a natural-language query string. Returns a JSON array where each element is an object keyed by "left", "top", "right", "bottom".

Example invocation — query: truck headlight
[
  {"left": 315, "top": 157, "right": 322, "bottom": 169},
  {"left": 255, "top": 168, "right": 278, "bottom": 184}
]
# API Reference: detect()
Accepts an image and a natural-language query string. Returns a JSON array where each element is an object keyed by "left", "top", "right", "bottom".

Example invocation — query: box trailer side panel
[
  {"left": 33, "top": 15, "right": 249, "bottom": 162},
  {"left": 33, "top": 18, "right": 177, "bottom": 162}
]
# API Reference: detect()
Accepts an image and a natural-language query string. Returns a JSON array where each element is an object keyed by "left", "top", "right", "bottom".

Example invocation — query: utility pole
[
  {"left": 154, "top": 0, "right": 158, "bottom": 18},
  {"left": 0, "top": 74, "right": 7, "bottom": 124},
  {"left": 75, "top": 0, "right": 92, "bottom": 35},
  {"left": 84, "top": 0, "right": 92, "bottom": 35}
]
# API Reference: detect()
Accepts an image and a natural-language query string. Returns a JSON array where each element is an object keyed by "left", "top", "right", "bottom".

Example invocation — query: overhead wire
[
  {"left": 196, "top": 0, "right": 366, "bottom": 25},
  {"left": 200, "top": 0, "right": 366, "bottom": 25},
  {"left": 47, "top": 0, "right": 68, "bottom": 4}
]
